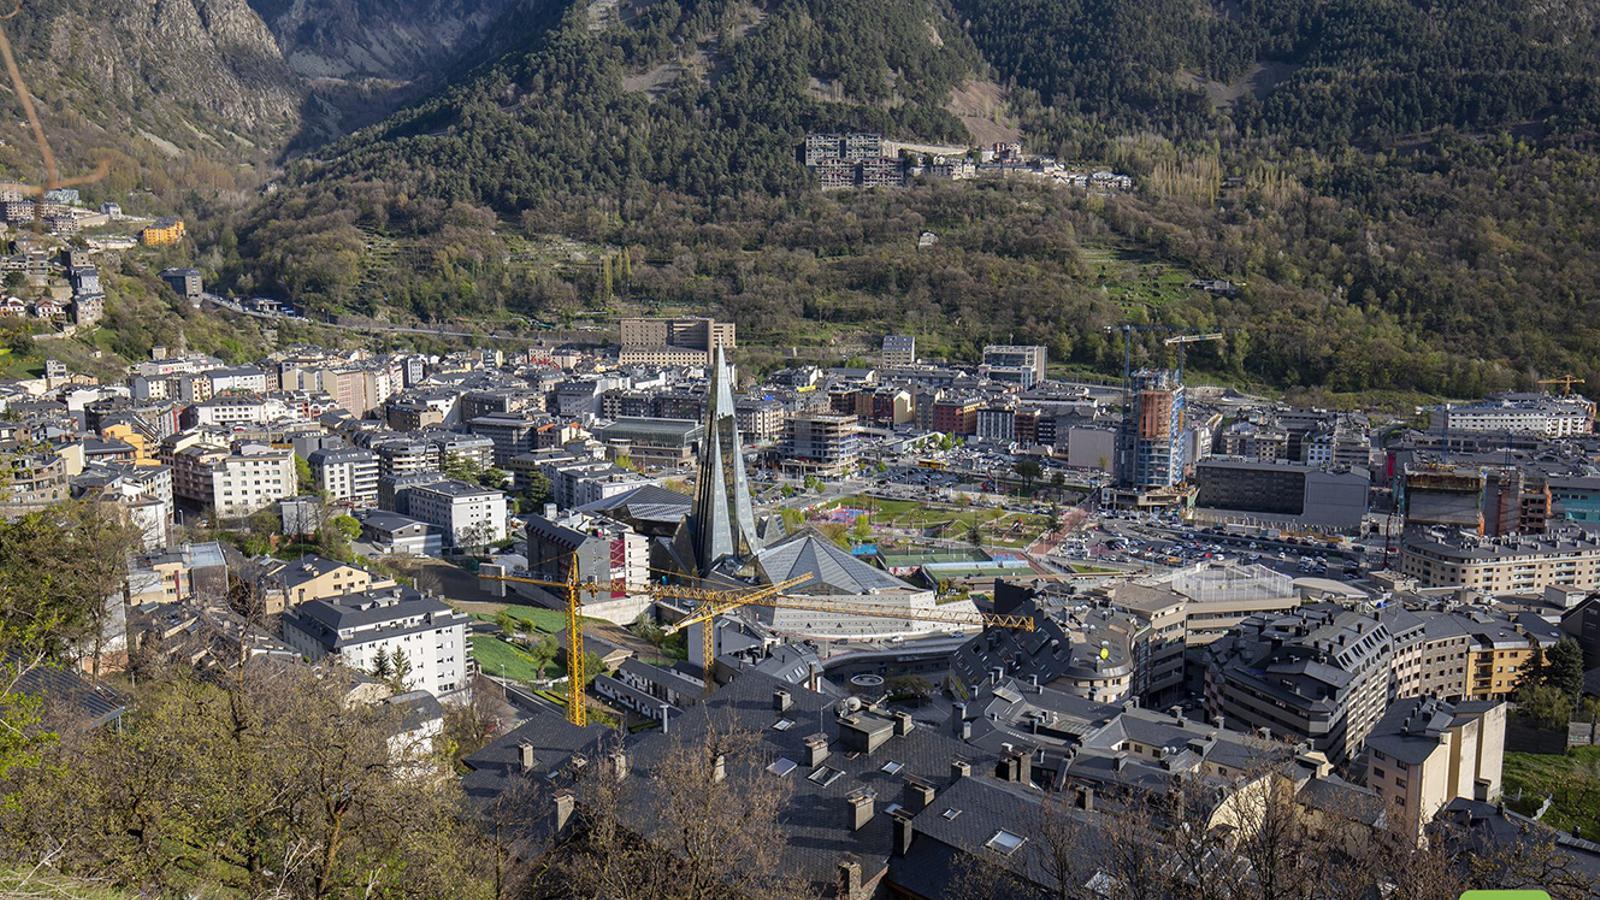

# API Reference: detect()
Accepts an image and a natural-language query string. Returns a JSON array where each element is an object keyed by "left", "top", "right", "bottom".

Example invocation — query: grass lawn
[
  {"left": 471, "top": 605, "right": 577, "bottom": 634},
  {"left": 469, "top": 635, "right": 561, "bottom": 684},
  {"left": 1504, "top": 747, "right": 1600, "bottom": 837},
  {"left": 824, "top": 495, "right": 1052, "bottom": 547}
]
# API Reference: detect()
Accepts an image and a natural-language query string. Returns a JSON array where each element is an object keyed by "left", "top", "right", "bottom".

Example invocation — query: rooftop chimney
[
  {"left": 711, "top": 752, "right": 726, "bottom": 783},
  {"left": 517, "top": 740, "right": 536, "bottom": 774},
  {"left": 891, "top": 810, "right": 915, "bottom": 857},
  {"left": 803, "top": 733, "right": 830, "bottom": 767},
  {"left": 774, "top": 688, "right": 792, "bottom": 712},
  {"left": 846, "top": 789, "right": 875, "bottom": 831},
  {"left": 608, "top": 747, "right": 629, "bottom": 781},
  {"left": 837, "top": 858, "right": 864, "bottom": 900},
  {"left": 1079, "top": 786, "right": 1095, "bottom": 812},
  {"left": 950, "top": 702, "right": 967, "bottom": 736},
  {"left": 906, "top": 778, "right": 936, "bottom": 813},
  {"left": 892, "top": 710, "right": 914, "bottom": 737},
  {"left": 951, "top": 758, "right": 971, "bottom": 781},
  {"left": 553, "top": 789, "right": 575, "bottom": 832}
]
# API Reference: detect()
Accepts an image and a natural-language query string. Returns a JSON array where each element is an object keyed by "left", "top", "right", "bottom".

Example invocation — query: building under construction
[{"left": 1118, "top": 368, "right": 1186, "bottom": 489}]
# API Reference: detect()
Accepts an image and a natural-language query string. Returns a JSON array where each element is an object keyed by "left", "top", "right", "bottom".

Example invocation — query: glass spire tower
[{"left": 688, "top": 345, "right": 762, "bottom": 573}]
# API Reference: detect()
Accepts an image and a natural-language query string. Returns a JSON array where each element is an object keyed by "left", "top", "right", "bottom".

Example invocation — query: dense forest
[{"left": 223, "top": 0, "right": 1600, "bottom": 398}]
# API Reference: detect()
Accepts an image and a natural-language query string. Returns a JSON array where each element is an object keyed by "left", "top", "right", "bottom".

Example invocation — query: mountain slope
[
  {"left": 0, "top": 0, "right": 300, "bottom": 194},
  {"left": 247, "top": 0, "right": 538, "bottom": 139},
  {"left": 0, "top": 0, "right": 547, "bottom": 204},
  {"left": 234, "top": 0, "right": 1600, "bottom": 398},
  {"left": 296, "top": 0, "right": 981, "bottom": 208}
]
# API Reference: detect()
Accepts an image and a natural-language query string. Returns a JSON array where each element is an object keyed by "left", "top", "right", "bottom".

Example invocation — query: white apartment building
[
  {"left": 75, "top": 461, "right": 174, "bottom": 549},
  {"left": 1436, "top": 395, "right": 1594, "bottom": 437},
  {"left": 407, "top": 478, "right": 507, "bottom": 547},
  {"left": 189, "top": 396, "right": 292, "bottom": 429},
  {"left": 179, "top": 366, "right": 270, "bottom": 402},
  {"left": 308, "top": 447, "right": 380, "bottom": 508},
  {"left": 173, "top": 442, "right": 295, "bottom": 519},
  {"left": 281, "top": 587, "right": 469, "bottom": 697}
]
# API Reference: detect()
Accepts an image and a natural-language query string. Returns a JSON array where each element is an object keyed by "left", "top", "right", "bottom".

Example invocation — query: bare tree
[{"left": 529, "top": 724, "right": 807, "bottom": 900}]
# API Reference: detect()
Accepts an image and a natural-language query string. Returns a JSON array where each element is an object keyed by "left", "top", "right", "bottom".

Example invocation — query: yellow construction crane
[
  {"left": 1537, "top": 375, "right": 1585, "bottom": 396},
  {"left": 1163, "top": 332, "right": 1225, "bottom": 381},
  {"left": 647, "top": 574, "right": 817, "bottom": 692},
  {"left": 480, "top": 564, "right": 616, "bottom": 727},
  {"left": 480, "top": 565, "right": 818, "bottom": 715}
]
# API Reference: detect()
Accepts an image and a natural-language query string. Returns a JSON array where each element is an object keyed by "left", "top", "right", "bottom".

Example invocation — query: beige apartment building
[
  {"left": 618, "top": 317, "right": 735, "bottom": 366},
  {"left": 254, "top": 555, "right": 395, "bottom": 615},
  {"left": 1363, "top": 697, "right": 1505, "bottom": 842},
  {"left": 1399, "top": 529, "right": 1600, "bottom": 591}
]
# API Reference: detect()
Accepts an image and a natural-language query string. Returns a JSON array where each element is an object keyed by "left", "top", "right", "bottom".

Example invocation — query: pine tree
[
  {"left": 389, "top": 648, "right": 413, "bottom": 691},
  {"left": 371, "top": 647, "right": 392, "bottom": 680}
]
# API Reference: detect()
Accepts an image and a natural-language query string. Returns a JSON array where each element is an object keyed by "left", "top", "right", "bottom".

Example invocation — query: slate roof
[
  {"left": 284, "top": 587, "right": 464, "bottom": 650},
  {"left": 576, "top": 484, "right": 691, "bottom": 525},
  {"left": 1365, "top": 696, "right": 1467, "bottom": 766},
  {"left": 14, "top": 662, "right": 127, "bottom": 730},
  {"left": 617, "top": 670, "right": 1005, "bottom": 895},
  {"left": 752, "top": 528, "right": 912, "bottom": 594},
  {"left": 892, "top": 775, "right": 1108, "bottom": 897},
  {"left": 460, "top": 707, "right": 611, "bottom": 807}
]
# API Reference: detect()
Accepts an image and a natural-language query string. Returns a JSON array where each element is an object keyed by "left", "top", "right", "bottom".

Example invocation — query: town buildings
[
  {"left": 141, "top": 217, "right": 186, "bottom": 247},
  {"left": 307, "top": 446, "right": 380, "bottom": 507},
  {"left": 1435, "top": 394, "right": 1594, "bottom": 437},
  {"left": 1204, "top": 604, "right": 1395, "bottom": 762},
  {"left": 1362, "top": 697, "right": 1505, "bottom": 841},
  {"left": 781, "top": 412, "right": 860, "bottom": 475},
  {"left": 1119, "top": 368, "right": 1186, "bottom": 489}
]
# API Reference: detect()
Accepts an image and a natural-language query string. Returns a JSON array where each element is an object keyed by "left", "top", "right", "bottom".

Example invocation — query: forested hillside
[
  {"left": 229, "top": 0, "right": 1600, "bottom": 398},
  {"left": 957, "top": 0, "right": 1600, "bottom": 147}
]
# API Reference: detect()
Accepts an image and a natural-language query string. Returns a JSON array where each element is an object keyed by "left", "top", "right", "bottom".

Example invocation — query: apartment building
[
  {"left": 406, "top": 478, "right": 507, "bottom": 548},
  {"left": 254, "top": 554, "right": 394, "bottom": 615},
  {"left": 1383, "top": 608, "right": 1474, "bottom": 701},
  {"left": 281, "top": 586, "right": 468, "bottom": 697},
  {"left": 781, "top": 412, "right": 860, "bottom": 475},
  {"left": 932, "top": 397, "right": 981, "bottom": 436},
  {"left": 308, "top": 447, "right": 380, "bottom": 508},
  {"left": 71, "top": 461, "right": 174, "bottom": 550},
  {"left": 1204, "top": 604, "right": 1394, "bottom": 762},
  {"left": 372, "top": 438, "right": 434, "bottom": 478},
  {"left": 1362, "top": 697, "right": 1505, "bottom": 842},
  {"left": 1435, "top": 394, "right": 1594, "bottom": 437},
  {"left": 981, "top": 344, "right": 1048, "bottom": 387},
  {"left": 187, "top": 396, "right": 292, "bottom": 429},
  {"left": 171, "top": 442, "right": 295, "bottom": 519},
  {"left": 468, "top": 412, "right": 546, "bottom": 465},
  {"left": 618, "top": 317, "right": 735, "bottom": 366},
  {"left": 735, "top": 398, "right": 785, "bottom": 443},
  {"left": 881, "top": 334, "right": 916, "bottom": 368},
  {"left": 2, "top": 451, "right": 68, "bottom": 512},
  {"left": 1399, "top": 528, "right": 1600, "bottom": 591}
]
